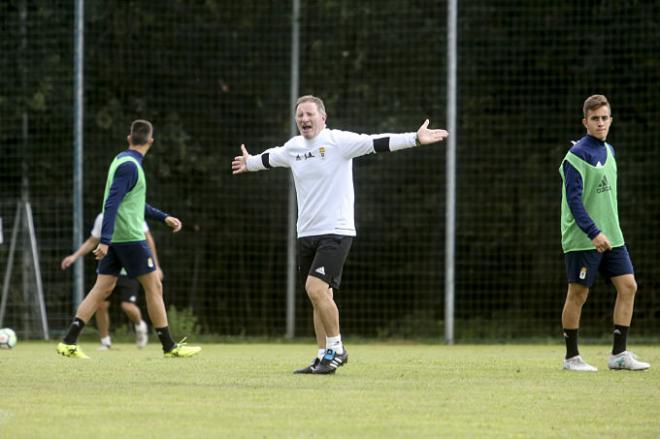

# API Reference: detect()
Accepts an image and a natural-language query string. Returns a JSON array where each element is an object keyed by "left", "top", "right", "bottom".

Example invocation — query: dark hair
[
  {"left": 129, "top": 120, "right": 153, "bottom": 146},
  {"left": 582, "top": 95, "right": 610, "bottom": 119}
]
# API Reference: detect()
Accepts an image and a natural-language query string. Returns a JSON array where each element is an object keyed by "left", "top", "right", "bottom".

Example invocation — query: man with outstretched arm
[{"left": 232, "top": 95, "right": 448, "bottom": 374}]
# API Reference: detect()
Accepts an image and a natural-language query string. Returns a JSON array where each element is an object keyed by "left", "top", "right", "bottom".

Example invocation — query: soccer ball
[{"left": 0, "top": 328, "right": 17, "bottom": 349}]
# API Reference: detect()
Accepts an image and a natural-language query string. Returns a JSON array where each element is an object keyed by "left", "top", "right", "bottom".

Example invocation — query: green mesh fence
[{"left": 0, "top": 0, "right": 658, "bottom": 340}]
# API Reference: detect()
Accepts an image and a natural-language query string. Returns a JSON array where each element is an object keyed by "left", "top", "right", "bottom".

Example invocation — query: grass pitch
[{"left": 0, "top": 342, "right": 658, "bottom": 438}]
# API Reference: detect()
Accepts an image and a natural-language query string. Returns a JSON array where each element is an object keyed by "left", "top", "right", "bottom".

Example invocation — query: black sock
[
  {"left": 156, "top": 326, "right": 176, "bottom": 352},
  {"left": 612, "top": 325, "right": 629, "bottom": 355},
  {"left": 63, "top": 317, "right": 86, "bottom": 345},
  {"left": 563, "top": 328, "right": 579, "bottom": 359}
]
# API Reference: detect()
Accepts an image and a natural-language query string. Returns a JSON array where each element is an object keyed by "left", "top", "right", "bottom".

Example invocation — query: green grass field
[{"left": 1, "top": 342, "right": 658, "bottom": 438}]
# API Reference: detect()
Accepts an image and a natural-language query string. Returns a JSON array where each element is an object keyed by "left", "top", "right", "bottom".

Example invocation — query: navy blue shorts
[
  {"left": 298, "top": 234, "right": 353, "bottom": 290},
  {"left": 564, "top": 245, "right": 634, "bottom": 287},
  {"left": 97, "top": 241, "right": 156, "bottom": 278},
  {"left": 114, "top": 275, "right": 141, "bottom": 303}
]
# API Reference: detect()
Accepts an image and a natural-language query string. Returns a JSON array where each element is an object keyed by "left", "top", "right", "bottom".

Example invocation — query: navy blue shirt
[
  {"left": 562, "top": 135, "right": 613, "bottom": 240},
  {"left": 101, "top": 149, "right": 169, "bottom": 244}
]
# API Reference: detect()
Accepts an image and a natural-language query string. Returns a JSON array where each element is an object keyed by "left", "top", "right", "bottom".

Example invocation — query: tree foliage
[{"left": 1, "top": 0, "right": 658, "bottom": 337}]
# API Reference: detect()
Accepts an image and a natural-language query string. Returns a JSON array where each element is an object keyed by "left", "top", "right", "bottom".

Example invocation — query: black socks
[
  {"left": 564, "top": 325, "right": 629, "bottom": 357},
  {"left": 563, "top": 328, "right": 579, "bottom": 359},
  {"left": 62, "top": 317, "right": 86, "bottom": 345},
  {"left": 612, "top": 325, "right": 629, "bottom": 355},
  {"left": 156, "top": 326, "right": 176, "bottom": 352}
]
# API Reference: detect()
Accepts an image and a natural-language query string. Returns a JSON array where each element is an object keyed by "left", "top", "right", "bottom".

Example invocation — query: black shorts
[
  {"left": 564, "top": 245, "right": 634, "bottom": 287},
  {"left": 112, "top": 275, "right": 140, "bottom": 304},
  {"left": 297, "top": 234, "right": 353, "bottom": 289}
]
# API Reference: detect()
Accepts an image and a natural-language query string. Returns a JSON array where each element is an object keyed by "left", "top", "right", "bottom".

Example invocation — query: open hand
[
  {"left": 416, "top": 119, "right": 449, "bottom": 145},
  {"left": 232, "top": 144, "right": 250, "bottom": 174}
]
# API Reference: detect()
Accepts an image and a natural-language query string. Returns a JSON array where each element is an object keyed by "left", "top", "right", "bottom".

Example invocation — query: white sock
[
  {"left": 100, "top": 335, "right": 111, "bottom": 347},
  {"left": 135, "top": 320, "right": 147, "bottom": 332},
  {"left": 317, "top": 348, "right": 326, "bottom": 360},
  {"left": 326, "top": 335, "right": 343, "bottom": 354}
]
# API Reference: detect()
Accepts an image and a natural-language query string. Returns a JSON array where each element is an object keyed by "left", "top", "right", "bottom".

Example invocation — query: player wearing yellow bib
[
  {"left": 60, "top": 213, "right": 157, "bottom": 350},
  {"left": 57, "top": 120, "right": 201, "bottom": 359},
  {"left": 559, "top": 95, "right": 649, "bottom": 372}
]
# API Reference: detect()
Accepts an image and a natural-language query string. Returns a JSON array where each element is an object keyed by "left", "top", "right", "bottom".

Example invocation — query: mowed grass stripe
[{"left": 0, "top": 343, "right": 658, "bottom": 438}]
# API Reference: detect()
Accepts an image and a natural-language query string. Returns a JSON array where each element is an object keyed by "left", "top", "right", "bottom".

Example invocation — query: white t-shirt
[{"left": 246, "top": 128, "right": 417, "bottom": 237}]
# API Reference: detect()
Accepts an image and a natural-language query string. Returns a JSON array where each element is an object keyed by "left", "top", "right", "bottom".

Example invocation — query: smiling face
[
  {"left": 583, "top": 104, "right": 612, "bottom": 141},
  {"left": 295, "top": 101, "right": 326, "bottom": 139}
]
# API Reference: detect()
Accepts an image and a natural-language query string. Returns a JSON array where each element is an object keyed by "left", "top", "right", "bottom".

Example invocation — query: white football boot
[
  {"left": 563, "top": 355, "right": 598, "bottom": 372},
  {"left": 608, "top": 351, "right": 650, "bottom": 371}
]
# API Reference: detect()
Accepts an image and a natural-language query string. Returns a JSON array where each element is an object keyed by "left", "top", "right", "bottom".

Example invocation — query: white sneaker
[
  {"left": 97, "top": 343, "right": 111, "bottom": 351},
  {"left": 135, "top": 321, "right": 148, "bottom": 349},
  {"left": 608, "top": 351, "right": 650, "bottom": 371},
  {"left": 563, "top": 355, "right": 598, "bottom": 372}
]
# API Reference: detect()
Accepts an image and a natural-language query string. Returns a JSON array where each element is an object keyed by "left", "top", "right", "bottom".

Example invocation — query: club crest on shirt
[{"left": 319, "top": 146, "right": 326, "bottom": 159}]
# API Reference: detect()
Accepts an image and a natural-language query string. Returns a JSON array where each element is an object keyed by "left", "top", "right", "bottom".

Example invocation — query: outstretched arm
[
  {"left": 232, "top": 144, "right": 289, "bottom": 174},
  {"left": 339, "top": 119, "right": 449, "bottom": 159}
]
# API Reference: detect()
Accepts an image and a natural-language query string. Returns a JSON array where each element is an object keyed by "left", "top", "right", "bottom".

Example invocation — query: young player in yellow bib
[
  {"left": 559, "top": 95, "right": 649, "bottom": 372},
  {"left": 61, "top": 212, "right": 159, "bottom": 350},
  {"left": 57, "top": 120, "right": 201, "bottom": 359},
  {"left": 233, "top": 96, "right": 448, "bottom": 374}
]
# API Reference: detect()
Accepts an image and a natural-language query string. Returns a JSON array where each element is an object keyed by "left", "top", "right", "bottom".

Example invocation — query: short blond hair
[
  {"left": 583, "top": 95, "right": 610, "bottom": 118},
  {"left": 295, "top": 95, "right": 326, "bottom": 117}
]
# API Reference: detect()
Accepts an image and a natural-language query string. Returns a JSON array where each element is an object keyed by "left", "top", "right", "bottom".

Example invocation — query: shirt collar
[
  {"left": 585, "top": 134, "right": 606, "bottom": 146},
  {"left": 122, "top": 148, "right": 144, "bottom": 163}
]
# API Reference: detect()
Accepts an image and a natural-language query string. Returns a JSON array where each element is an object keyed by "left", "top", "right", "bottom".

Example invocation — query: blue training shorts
[
  {"left": 97, "top": 241, "right": 156, "bottom": 278},
  {"left": 564, "top": 245, "right": 634, "bottom": 287}
]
